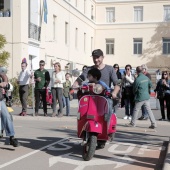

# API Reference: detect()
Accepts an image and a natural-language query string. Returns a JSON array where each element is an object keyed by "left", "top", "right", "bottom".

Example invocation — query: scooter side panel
[{"left": 108, "top": 114, "right": 117, "bottom": 134}]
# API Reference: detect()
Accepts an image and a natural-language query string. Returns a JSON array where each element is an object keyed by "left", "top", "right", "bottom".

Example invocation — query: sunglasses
[
  {"left": 164, "top": 74, "right": 167, "bottom": 75},
  {"left": 126, "top": 68, "right": 130, "bottom": 70},
  {"left": 40, "top": 64, "right": 44, "bottom": 66},
  {"left": 114, "top": 67, "right": 118, "bottom": 69}
]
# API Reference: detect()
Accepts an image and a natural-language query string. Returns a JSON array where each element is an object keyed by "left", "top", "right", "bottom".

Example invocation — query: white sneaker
[
  {"left": 123, "top": 116, "right": 128, "bottom": 119},
  {"left": 128, "top": 116, "right": 132, "bottom": 120}
]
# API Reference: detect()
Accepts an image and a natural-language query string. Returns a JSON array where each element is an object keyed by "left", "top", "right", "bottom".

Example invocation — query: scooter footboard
[
  {"left": 85, "top": 120, "right": 102, "bottom": 134},
  {"left": 108, "top": 114, "right": 117, "bottom": 134}
]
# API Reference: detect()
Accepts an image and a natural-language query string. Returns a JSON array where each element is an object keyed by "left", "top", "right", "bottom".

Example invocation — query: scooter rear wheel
[{"left": 82, "top": 134, "right": 97, "bottom": 161}]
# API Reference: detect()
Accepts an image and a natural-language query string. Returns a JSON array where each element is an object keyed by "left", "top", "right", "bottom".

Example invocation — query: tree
[{"left": 0, "top": 34, "right": 10, "bottom": 66}]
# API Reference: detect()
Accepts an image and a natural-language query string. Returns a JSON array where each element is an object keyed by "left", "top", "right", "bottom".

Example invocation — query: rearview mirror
[{"left": 72, "top": 69, "right": 80, "bottom": 77}]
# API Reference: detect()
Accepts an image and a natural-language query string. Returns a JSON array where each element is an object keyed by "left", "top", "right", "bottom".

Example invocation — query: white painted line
[
  {"left": 0, "top": 137, "right": 69, "bottom": 169},
  {"left": 49, "top": 152, "right": 134, "bottom": 169}
]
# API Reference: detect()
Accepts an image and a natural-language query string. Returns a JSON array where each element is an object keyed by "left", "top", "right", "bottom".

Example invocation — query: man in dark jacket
[
  {"left": 34, "top": 60, "right": 50, "bottom": 116},
  {"left": 126, "top": 66, "right": 157, "bottom": 129}
]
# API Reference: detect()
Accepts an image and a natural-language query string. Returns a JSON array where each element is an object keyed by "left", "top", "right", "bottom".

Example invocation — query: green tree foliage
[
  {"left": 0, "top": 34, "right": 10, "bottom": 66},
  {"left": 10, "top": 77, "right": 33, "bottom": 106}
]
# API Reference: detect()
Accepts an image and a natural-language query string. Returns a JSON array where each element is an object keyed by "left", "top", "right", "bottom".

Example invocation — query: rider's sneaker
[
  {"left": 123, "top": 116, "right": 128, "bottom": 119},
  {"left": 128, "top": 116, "right": 132, "bottom": 120},
  {"left": 10, "top": 137, "right": 21, "bottom": 147}
]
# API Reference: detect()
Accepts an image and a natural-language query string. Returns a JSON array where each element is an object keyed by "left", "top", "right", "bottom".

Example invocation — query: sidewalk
[{"left": 163, "top": 137, "right": 170, "bottom": 170}]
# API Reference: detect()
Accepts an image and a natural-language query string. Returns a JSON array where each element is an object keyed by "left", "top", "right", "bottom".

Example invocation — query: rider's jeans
[
  {"left": 1, "top": 100, "right": 15, "bottom": 136},
  {"left": 107, "top": 98, "right": 113, "bottom": 115}
]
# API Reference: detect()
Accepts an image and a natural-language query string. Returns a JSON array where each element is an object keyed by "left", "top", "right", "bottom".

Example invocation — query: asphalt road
[{"left": 0, "top": 101, "right": 170, "bottom": 170}]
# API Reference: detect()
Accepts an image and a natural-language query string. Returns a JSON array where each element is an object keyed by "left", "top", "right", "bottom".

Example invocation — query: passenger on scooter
[
  {"left": 83, "top": 68, "right": 110, "bottom": 92},
  {"left": 83, "top": 68, "right": 114, "bottom": 116}
]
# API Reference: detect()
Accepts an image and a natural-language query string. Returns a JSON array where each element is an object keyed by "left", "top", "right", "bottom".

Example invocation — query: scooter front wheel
[{"left": 82, "top": 134, "right": 97, "bottom": 161}]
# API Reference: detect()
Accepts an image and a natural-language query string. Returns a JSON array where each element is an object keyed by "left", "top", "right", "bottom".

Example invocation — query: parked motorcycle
[{"left": 76, "top": 84, "right": 117, "bottom": 161}]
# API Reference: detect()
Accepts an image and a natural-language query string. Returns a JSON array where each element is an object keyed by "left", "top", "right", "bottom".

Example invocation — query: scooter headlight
[{"left": 93, "top": 84, "right": 103, "bottom": 94}]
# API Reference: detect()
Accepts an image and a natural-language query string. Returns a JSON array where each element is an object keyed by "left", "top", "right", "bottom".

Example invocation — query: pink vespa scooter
[{"left": 77, "top": 84, "right": 117, "bottom": 161}]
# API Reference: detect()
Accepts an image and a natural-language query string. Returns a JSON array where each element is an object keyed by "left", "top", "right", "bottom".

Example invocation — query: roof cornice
[{"left": 95, "top": 0, "right": 170, "bottom": 4}]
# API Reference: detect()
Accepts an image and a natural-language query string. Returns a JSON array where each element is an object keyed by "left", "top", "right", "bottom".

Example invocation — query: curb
[{"left": 163, "top": 137, "right": 170, "bottom": 170}]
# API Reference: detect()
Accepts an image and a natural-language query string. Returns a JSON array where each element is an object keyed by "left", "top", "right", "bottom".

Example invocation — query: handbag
[
  {"left": 46, "top": 89, "right": 53, "bottom": 104},
  {"left": 157, "top": 91, "right": 165, "bottom": 99},
  {"left": 69, "top": 93, "right": 73, "bottom": 101},
  {"left": 124, "top": 86, "right": 133, "bottom": 96}
]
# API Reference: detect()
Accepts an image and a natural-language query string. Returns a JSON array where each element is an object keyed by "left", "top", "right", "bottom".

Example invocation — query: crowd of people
[
  {"left": 0, "top": 48, "right": 170, "bottom": 148},
  {"left": 113, "top": 63, "right": 170, "bottom": 123}
]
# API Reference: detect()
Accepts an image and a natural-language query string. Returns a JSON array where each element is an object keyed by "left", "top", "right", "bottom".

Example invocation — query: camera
[{"left": 0, "top": 83, "right": 10, "bottom": 90}]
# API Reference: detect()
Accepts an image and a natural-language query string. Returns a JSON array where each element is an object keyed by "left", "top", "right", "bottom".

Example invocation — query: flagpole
[
  {"left": 40, "top": 0, "right": 44, "bottom": 40},
  {"left": 30, "top": 56, "right": 35, "bottom": 116}
]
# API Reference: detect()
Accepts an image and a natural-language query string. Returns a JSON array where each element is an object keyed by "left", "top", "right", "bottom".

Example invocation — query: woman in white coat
[{"left": 51, "top": 62, "right": 66, "bottom": 117}]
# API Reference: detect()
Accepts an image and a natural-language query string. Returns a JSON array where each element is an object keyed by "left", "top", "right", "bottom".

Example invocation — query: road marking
[
  {"left": 49, "top": 152, "right": 134, "bottom": 169},
  {"left": 47, "top": 138, "right": 81, "bottom": 151},
  {"left": 108, "top": 143, "right": 136, "bottom": 154},
  {"left": 0, "top": 137, "right": 69, "bottom": 169},
  {"left": 138, "top": 144, "right": 165, "bottom": 154}
]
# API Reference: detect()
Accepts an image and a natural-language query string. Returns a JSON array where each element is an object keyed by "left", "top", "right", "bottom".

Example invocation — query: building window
[
  {"left": 133, "top": 38, "right": 142, "bottom": 54},
  {"left": 75, "top": 0, "right": 77, "bottom": 7},
  {"left": 106, "top": 39, "right": 114, "bottom": 54},
  {"left": 134, "top": 6, "right": 143, "bottom": 22},
  {"left": 84, "top": 33, "right": 86, "bottom": 52},
  {"left": 164, "top": 6, "right": 170, "bottom": 21},
  {"left": 106, "top": 7, "right": 115, "bottom": 23},
  {"left": 75, "top": 28, "right": 78, "bottom": 48},
  {"left": 163, "top": 38, "right": 170, "bottom": 54},
  {"left": 91, "top": 5, "right": 94, "bottom": 20},
  {"left": 84, "top": 0, "right": 86, "bottom": 14},
  {"left": 0, "top": 0, "right": 4, "bottom": 10},
  {"left": 53, "top": 15, "right": 56, "bottom": 40},
  {"left": 65, "top": 22, "right": 68, "bottom": 44},
  {"left": 91, "top": 37, "right": 93, "bottom": 52}
]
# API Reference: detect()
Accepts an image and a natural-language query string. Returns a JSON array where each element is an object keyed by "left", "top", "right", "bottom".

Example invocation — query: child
[
  {"left": 63, "top": 73, "right": 72, "bottom": 116},
  {"left": 85, "top": 68, "right": 114, "bottom": 115},
  {"left": 85, "top": 68, "right": 111, "bottom": 92}
]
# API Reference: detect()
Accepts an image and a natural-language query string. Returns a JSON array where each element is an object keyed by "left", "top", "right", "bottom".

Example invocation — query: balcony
[{"left": 28, "top": 22, "right": 41, "bottom": 41}]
